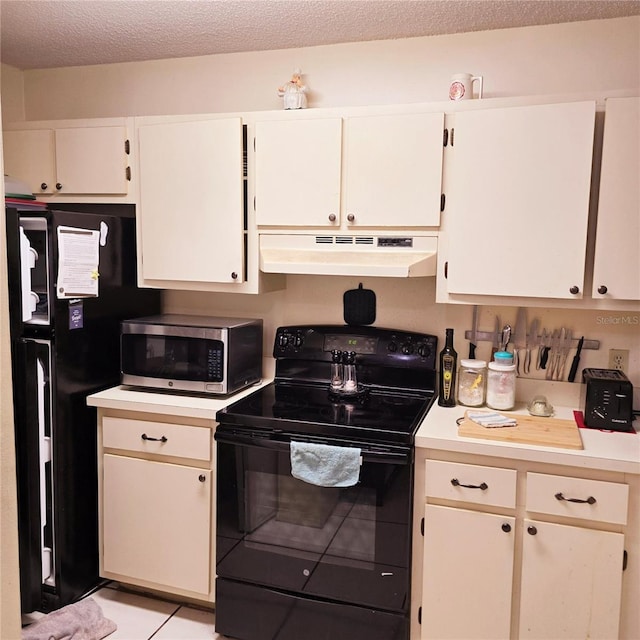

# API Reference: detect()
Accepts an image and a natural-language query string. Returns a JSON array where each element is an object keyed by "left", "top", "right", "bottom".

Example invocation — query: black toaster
[{"left": 581, "top": 368, "right": 634, "bottom": 432}]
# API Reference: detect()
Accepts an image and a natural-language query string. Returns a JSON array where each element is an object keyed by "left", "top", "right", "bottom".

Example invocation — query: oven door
[{"left": 215, "top": 426, "right": 413, "bottom": 640}]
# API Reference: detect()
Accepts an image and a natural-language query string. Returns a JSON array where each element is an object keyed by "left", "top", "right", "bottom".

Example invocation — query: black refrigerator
[{"left": 5, "top": 206, "right": 161, "bottom": 614}]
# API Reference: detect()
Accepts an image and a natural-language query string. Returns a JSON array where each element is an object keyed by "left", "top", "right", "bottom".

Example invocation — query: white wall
[
  {"left": 0, "top": 64, "right": 24, "bottom": 126},
  {"left": 13, "top": 16, "right": 640, "bottom": 120}
]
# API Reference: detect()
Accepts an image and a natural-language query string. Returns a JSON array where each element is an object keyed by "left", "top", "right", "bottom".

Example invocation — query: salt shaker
[
  {"left": 330, "top": 349, "right": 343, "bottom": 391},
  {"left": 342, "top": 351, "right": 358, "bottom": 393}
]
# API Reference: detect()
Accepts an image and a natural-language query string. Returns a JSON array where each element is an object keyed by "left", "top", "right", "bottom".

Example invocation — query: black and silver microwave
[{"left": 120, "top": 314, "right": 263, "bottom": 395}]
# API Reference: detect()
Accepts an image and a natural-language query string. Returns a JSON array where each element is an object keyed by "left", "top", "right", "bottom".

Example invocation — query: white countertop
[
  {"left": 86, "top": 380, "right": 272, "bottom": 420},
  {"left": 416, "top": 402, "right": 639, "bottom": 475},
  {"left": 88, "top": 381, "right": 639, "bottom": 475}
]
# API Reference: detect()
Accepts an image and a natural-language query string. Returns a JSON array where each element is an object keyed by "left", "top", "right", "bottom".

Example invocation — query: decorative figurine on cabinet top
[{"left": 278, "top": 68, "right": 308, "bottom": 109}]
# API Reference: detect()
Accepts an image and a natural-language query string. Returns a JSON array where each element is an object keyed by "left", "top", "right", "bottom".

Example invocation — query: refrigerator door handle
[{"left": 36, "top": 357, "right": 55, "bottom": 586}]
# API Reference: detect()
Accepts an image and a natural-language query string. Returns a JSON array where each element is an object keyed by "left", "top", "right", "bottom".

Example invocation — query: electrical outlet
[{"left": 608, "top": 349, "right": 629, "bottom": 374}]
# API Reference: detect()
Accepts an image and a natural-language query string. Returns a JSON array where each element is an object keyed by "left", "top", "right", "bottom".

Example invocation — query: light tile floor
[
  {"left": 23, "top": 582, "right": 229, "bottom": 640},
  {"left": 90, "top": 583, "right": 228, "bottom": 640}
]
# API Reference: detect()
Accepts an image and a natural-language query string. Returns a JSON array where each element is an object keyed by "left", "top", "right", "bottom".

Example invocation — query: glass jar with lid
[
  {"left": 457, "top": 359, "right": 487, "bottom": 407},
  {"left": 486, "top": 361, "right": 516, "bottom": 410}
]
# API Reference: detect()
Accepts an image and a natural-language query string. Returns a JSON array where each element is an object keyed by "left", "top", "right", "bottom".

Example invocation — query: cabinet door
[
  {"left": 593, "top": 97, "right": 640, "bottom": 300},
  {"left": 3, "top": 126, "right": 129, "bottom": 196},
  {"left": 137, "top": 118, "right": 244, "bottom": 283},
  {"left": 519, "top": 519, "right": 624, "bottom": 639},
  {"left": 421, "top": 505, "right": 514, "bottom": 639},
  {"left": 55, "top": 126, "right": 129, "bottom": 194},
  {"left": 3, "top": 129, "right": 56, "bottom": 195},
  {"left": 255, "top": 118, "right": 342, "bottom": 227},
  {"left": 445, "top": 101, "right": 595, "bottom": 299},
  {"left": 55, "top": 127, "right": 128, "bottom": 195},
  {"left": 344, "top": 112, "right": 444, "bottom": 227},
  {"left": 102, "top": 454, "right": 211, "bottom": 594}
]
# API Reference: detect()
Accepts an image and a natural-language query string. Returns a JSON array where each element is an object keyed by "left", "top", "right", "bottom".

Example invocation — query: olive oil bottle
[{"left": 438, "top": 328, "right": 458, "bottom": 407}]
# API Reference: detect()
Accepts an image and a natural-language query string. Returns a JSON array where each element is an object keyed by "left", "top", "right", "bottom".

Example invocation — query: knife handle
[
  {"left": 469, "top": 344, "right": 476, "bottom": 359},
  {"left": 567, "top": 355, "right": 580, "bottom": 382},
  {"left": 540, "top": 346, "right": 550, "bottom": 369}
]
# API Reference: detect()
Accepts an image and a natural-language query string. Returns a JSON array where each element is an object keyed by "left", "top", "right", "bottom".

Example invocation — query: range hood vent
[{"left": 259, "top": 234, "right": 437, "bottom": 278}]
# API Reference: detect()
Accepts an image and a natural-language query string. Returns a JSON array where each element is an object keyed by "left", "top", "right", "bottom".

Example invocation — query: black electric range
[
  {"left": 214, "top": 325, "right": 439, "bottom": 640},
  {"left": 216, "top": 324, "right": 438, "bottom": 446}
]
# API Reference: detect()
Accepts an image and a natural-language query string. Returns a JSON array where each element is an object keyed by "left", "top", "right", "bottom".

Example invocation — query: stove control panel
[{"left": 274, "top": 324, "right": 438, "bottom": 370}]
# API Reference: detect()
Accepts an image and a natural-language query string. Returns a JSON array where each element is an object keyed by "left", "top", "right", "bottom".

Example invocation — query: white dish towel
[{"left": 290, "top": 441, "right": 362, "bottom": 487}]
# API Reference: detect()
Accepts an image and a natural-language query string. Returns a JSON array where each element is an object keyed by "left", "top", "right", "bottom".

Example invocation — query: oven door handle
[{"left": 215, "top": 430, "right": 412, "bottom": 465}]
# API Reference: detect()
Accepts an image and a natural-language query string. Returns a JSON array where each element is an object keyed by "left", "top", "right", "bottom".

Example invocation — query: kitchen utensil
[
  {"left": 491, "top": 316, "right": 501, "bottom": 358},
  {"left": 500, "top": 324, "right": 511, "bottom": 352},
  {"left": 513, "top": 308, "right": 527, "bottom": 375},
  {"left": 343, "top": 283, "right": 376, "bottom": 326},
  {"left": 545, "top": 329, "right": 560, "bottom": 380},
  {"left": 537, "top": 328, "right": 548, "bottom": 369},
  {"left": 524, "top": 319, "right": 538, "bottom": 375},
  {"left": 468, "top": 305, "right": 479, "bottom": 359},
  {"left": 557, "top": 329, "right": 572, "bottom": 380},
  {"left": 567, "top": 336, "right": 584, "bottom": 382}
]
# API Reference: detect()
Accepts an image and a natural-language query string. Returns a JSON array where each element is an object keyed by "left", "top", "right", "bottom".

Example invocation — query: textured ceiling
[{"left": 1, "top": 0, "right": 639, "bottom": 70}]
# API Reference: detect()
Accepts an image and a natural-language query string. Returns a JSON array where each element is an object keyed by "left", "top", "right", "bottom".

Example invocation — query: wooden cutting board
[{"left": 458, "top": 411, "right": 583, "bottom": 450}]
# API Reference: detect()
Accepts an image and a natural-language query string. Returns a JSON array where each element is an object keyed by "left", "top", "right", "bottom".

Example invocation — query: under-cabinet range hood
[{"left": 259, "top": 234, "right": 437, "bottom": 278}]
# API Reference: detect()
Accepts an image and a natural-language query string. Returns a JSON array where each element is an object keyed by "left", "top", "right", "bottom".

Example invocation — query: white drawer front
[
  {"left": 425, "top": 460, "right": 517, "bottom": 509},
  {"left": 102, "top": 417, "right": 211, "bottom": 462},
  {"left": 526, "top": 472, "right": 629, "bottom": 525}
]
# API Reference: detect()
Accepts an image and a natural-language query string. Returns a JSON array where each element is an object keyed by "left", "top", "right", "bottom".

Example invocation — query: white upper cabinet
[
  {"left": 592, "top": 97, "right": 640, "bottom": 301},
  {"left": 254, "top": 111, "right": 444, "bottom": 229},
  {"left": 343, "top": 112, "right": 444, "bottom": 227},
  {"left": 443, "top": 101, "right": 595, "bottom": 299},
  {"left": 255, "top": 117, "right": 343, "bottom": 227},
  {"left": 136, "top": 117, "right": 245, "bottom": 285},
  {"left": 3, "top": 123, "right": 130, "bottom": 196},
  {"left": 3, "top": 129, "right": 56, "bottom": 194}
]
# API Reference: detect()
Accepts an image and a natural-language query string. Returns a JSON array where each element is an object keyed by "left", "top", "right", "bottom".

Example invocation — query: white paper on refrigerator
[{"left": 56, "top": 226, "right": 100, "bottom": 298}]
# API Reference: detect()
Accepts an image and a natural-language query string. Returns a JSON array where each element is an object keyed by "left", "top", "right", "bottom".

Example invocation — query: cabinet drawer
[
  {"left": 425, "top": 460, "right": 517, "bottom": 509},
  {"left": 526, "top": 472, "right": 629, "bottom": 525},
  {"left": 102, "top": 417, "right": 211, "bottom": 462}
]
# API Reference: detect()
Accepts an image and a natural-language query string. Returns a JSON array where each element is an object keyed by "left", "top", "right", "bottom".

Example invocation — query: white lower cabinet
[
  {"left": 103, "top": 454, "right": 211, "bottom": 594},
  {"left": 98, "top": 412, "right": 216, "bottom": 602},
  {"left": 419, "top": 459, "right": 629, "bottom": 640},
  {"left": 422, "top": 505, "right": 515, "bottom": 639},
  {"left": 519, "top": 519, "right": 624, "bottom": 639}
]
